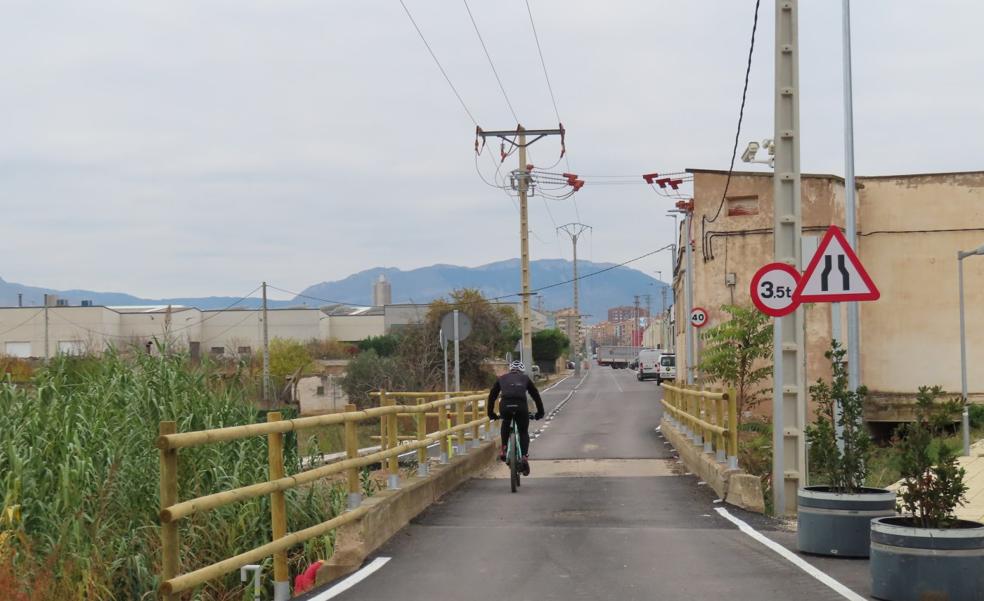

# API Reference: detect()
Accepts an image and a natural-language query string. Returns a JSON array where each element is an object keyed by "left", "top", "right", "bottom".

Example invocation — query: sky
[{"left": 1, "top": 1, "right": 982, "bottom": 301}]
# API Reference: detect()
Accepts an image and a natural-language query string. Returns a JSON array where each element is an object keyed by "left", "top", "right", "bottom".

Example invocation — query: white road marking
[
  {"left": 607, "top": 369, "right": 624, "bottom": 393},
  {"left": 306, "top": 557, "right": 391, "bottom": 600},
  {"left": 714, "top": 508, "right": 866, "bottom": 601}
]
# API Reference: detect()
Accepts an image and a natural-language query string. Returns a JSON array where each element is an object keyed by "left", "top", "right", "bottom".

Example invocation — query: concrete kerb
[
  {"left": 660, "top": 416, "right": 765, "bottom": 514},
  {"left": 316, "top": 439, "right": 499, "bottom": 586}
]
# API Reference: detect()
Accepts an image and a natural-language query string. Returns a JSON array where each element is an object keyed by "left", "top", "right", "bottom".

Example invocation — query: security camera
[{"left": 740, "top": 141, "right": 760, "bottom": 163}]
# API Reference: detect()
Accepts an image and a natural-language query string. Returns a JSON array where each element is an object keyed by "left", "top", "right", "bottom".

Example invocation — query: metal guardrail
[
  {"left": 661, "top": 383, "right": 739, "bottom": 470},
  {"left": 156, "top": 390, "right": 490, "bottom": 600}
]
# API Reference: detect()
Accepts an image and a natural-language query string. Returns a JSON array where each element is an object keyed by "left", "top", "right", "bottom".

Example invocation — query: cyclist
[{"left": 487, "top": 360, "right": 545, "bottom": 476}]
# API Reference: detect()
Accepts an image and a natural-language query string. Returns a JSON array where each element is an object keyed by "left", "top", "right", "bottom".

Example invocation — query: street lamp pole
[{"left": 958, "top": 244, "right": 984, "bottom": 456}]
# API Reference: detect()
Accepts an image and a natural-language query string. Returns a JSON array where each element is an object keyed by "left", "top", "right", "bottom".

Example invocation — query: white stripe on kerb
[
  {"left": 307, "top": 557, "right": 390, "bottom": 600},
  {"left": 714, "top": 508, "right": 866, "bottom": 601}
]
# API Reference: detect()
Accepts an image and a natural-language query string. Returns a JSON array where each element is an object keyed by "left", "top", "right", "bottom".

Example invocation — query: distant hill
[
  {"left": 0, "top": 259, "right": 672, "bottom": 322},
  {"left": 298, "top": 259, "right": 672, "bottom": 323}
]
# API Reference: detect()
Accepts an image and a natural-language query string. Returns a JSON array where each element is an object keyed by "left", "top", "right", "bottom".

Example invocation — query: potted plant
[
  {"left": 798, "top": 342, "right": 895, "bottom": 557},
  {"left": 870, "top": 385, "right": 984, "bottom": 601}
]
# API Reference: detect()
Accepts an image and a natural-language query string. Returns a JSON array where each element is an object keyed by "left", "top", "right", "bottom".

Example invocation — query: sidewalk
[{"left": 957, "top": 439, "right": 984, "bottom": 523}]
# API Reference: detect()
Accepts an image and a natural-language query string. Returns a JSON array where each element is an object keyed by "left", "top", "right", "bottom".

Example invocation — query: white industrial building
[{"left": 0, "top": 301, "right": 542, "bottom": 359}]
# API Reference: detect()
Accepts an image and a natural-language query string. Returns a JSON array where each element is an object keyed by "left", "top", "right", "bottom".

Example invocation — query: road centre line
[
  {"left": 713, "top": 508, "right": 866, "bottom": 601},
  {"left": 306, "top": 557, "right": 390, "bottom": 600}
]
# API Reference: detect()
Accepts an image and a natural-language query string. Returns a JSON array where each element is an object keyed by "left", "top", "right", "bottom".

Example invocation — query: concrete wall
[
  {"left": 327, "top": 314, "right": 386, "bottom": 342},
  {"left": 858, "top": 172, "right": 984, "bottom": 396}
]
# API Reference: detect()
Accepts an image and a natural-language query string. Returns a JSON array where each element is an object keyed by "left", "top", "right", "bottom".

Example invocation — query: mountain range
[{"left": 0, "top": 259, "right": 671, "bottom": 323}]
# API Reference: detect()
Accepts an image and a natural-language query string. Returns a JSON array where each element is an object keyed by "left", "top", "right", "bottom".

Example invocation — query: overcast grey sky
[{"left": 2, "top": 1, "right": 981, "bottom": 300}]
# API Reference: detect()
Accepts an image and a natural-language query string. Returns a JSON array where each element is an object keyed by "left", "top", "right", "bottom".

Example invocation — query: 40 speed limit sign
[{"left": 750, "top": 263, "right": 801, "bottom": 317}]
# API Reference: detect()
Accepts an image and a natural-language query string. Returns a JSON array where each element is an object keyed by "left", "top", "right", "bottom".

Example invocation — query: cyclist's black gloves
[
  {"left": 488, "top": 411, "right": 499, "bottom": 421},
  {"left": 534, "top": 410, "right": 545, "bottom": 420}
]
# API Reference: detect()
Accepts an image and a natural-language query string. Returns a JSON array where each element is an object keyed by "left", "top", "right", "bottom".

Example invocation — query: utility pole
[
  {"left": 262, "top": 282, "right": 271, "bottom": 405},
  {"left": 632, "top": 295, "right": 640, "bottom": 347},
  {"left": 643, "top": 294, "right": 652, "bottom": 347},
  {"left": 43, "top": 293, "right": 50, "bottom": 361},
  {"left": 557, "top": 222, "right": 591, "bottom": 376},
  {"left": 477, "top": 124, "right": 566, "bottom": 375},
  {"left": 773, "top": 0, "right": 806, "bottom": 516}
]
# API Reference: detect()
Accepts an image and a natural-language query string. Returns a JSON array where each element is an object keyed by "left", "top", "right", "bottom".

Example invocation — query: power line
[
  {"left": 399, "top": 0, "right": 479, "bottom": 126},
  {"left": 0, "top": 309, "right": 44, "bottom": 337},
  {"left": 524, "top": 0, "right": 562, "bottom": 128},
  {"left": 462, "top": 0, "right": 519, "bottom": 123},
  {"left": 703, "top": 0, "right": 762, "bottom": 227}
]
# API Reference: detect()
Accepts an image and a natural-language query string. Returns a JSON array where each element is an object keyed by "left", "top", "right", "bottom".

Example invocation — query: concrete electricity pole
[
  {"left": 772, "top": 0, "right": 806, "bottom": 516},
  {"left": 477, "top": 125, "right": 566, "bottom": 375},
  {"left": 262, "top": 281, "right": 271, "bottom": 404},
  {"left": 43, "top": 293, "right": 50, "bottom": 361},
  {"left": 633, "top": 295, "right": 641, "bottom": 347},
  {"left": 558, "top": 222, "right": 591, "bottom": 376}
]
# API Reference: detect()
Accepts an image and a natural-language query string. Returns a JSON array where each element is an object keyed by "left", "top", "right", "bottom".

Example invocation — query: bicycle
[{"left": 498, "top": 412, "right": 537, "bottom": 493}]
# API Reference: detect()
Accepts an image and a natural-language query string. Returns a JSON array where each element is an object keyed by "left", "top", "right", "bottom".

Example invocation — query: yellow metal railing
[
  {"left": 661, "top": 383, "right": 739, "bottom": 469},
  {"left": 156, "top": 390, "right": 491, "bottom": 599}
]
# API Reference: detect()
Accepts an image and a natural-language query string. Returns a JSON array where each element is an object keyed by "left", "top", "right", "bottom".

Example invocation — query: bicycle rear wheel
[{"left": 509, "top": 435, "right": 519, "bottom": 493}]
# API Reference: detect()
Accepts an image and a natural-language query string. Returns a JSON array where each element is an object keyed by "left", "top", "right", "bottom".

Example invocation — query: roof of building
[{"left": 686, "top": 167, "right": 984, "bottom": 182}]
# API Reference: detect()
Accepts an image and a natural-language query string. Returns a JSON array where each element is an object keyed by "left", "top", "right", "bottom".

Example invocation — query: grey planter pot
[
  {"left": 870, "top": 516, "right": 984, "bottom": 601},
  {"left": 797, "top": 486, "right": 895, "bottom": 557}
]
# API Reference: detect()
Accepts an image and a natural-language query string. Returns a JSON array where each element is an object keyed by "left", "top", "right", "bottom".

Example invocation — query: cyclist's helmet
[{"left": 509, "top": 360, "right": 525, "bottom": 372}]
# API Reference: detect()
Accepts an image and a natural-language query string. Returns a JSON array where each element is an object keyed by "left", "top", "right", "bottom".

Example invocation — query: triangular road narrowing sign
[{"left": 793, "top": 226, "right": 880, "bottom": 303}]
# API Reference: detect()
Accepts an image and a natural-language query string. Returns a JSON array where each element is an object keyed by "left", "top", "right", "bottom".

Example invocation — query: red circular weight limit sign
[
  {"left": 689, "top": 307, "right": 708, "bottom": 328},
  {"left": 750, "top": 262, "right": 801, "bottom": 317}
]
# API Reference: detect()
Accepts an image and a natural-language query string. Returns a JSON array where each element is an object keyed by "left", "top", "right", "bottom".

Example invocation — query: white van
[{"left": 636, "top": 349, "right": 663, "bottom": 381}]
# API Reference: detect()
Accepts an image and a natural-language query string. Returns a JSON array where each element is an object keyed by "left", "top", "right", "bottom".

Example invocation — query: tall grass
[{"left": 0, "top": 350, "right": 344, "bottom": 600}]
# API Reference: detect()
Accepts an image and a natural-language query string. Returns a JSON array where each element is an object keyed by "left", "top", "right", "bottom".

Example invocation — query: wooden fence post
[
  {"left": 344, "top": 404, "right": 361, "bottom": 508},
  {"left": 266, "top": 412, "right": 289, "bottom": 597},
  {"left": 159, "top": 421, "right": 179, "bottom": 601}
]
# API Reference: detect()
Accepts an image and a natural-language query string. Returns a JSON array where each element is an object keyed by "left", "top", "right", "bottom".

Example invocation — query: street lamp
[{"left": 958, "top": 243, "right": 984, "bottom": 456}]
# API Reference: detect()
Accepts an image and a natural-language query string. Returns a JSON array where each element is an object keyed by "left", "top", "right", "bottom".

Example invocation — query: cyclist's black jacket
[{"left": 488, "top": 371, "right": 544, "bottom": 414}]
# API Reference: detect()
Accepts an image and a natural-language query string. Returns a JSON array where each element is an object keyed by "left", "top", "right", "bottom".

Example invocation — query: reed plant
[{"left": 0, "top": 349, "right": 344, "bottom": 600}]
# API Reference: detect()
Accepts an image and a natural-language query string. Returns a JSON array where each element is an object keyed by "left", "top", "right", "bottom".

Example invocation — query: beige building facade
[{"left": 673, "top": 169, "right": 984, "bottom": 418}]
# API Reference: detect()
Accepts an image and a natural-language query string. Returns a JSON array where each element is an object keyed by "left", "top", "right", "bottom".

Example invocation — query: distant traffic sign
[
  {"left": 750, "top": 262, "right": 801, "bottom": 317},
  {"left": 794, "top": 226, "right": 879, "bottom": 303},
  {"left": 690, "top": 307, "right": 708, "bottom": 328}
]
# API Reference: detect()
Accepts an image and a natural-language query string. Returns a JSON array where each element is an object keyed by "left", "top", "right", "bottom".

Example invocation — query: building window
[
  {"left": 4, "top": 341, "right": 31, "bottom": 358},
  {"left": 210, "top": 346, "right": 225, "bottom": 356},
  {"left": 727, "top": 195, "right": 759, "bottom": 217},
  {"left": 238, "top": 346, "right": 252, "bottom": 357}
]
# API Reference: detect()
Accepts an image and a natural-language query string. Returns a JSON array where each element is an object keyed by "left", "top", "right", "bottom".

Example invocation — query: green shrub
[
  {"left": 804, "top": 342, "right": 872, "bottom": 493},
  {"left": 895, "top": 386, "right": 968, "bottom": 528}
]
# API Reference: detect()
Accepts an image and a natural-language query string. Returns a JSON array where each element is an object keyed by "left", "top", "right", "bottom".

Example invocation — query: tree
[
  {"left": 805, "top": 342, "right": 872, "bottom": 492},
  {"left": 340, "top": 350, "right": 403, "bottom": 408},
  {"left": 357, "top": 334, "right": 400, "bottom": 357},
  {"left": 267, "top": 338, "right": 313, "bottom": 381},
  {"left": 698, "top": 305, "right": 773, "bottom": 424},
  {"left": 532, "top": 329, "right": 570, "bottom": 363}
]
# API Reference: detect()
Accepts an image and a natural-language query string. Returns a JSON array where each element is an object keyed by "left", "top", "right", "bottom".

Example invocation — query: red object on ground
[{"left": 294, "top": 560, "right": 324, "bottom": 594}]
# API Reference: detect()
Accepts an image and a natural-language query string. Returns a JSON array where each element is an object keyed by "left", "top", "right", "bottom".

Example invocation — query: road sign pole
[
  {"left": 774, "top": 0, "right": 805, "bottom": 516},
  {"left": 453, "top": 310, "right": 461, "bottom": 393},
  {"left": 831, "top": 302, "right": 845, "bottom": 454},
  {"left": 842, "top": 0, "right": 862, "bottom": 394}
]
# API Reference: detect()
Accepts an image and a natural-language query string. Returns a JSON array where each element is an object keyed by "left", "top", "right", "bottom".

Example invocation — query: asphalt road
[{"left": 303, "top": 367, "right": 874, "bottom": 601}]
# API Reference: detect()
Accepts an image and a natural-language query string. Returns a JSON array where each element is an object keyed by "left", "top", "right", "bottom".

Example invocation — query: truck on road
[{"left": 596, "top": 345, "right": 642, "bottom": 369}]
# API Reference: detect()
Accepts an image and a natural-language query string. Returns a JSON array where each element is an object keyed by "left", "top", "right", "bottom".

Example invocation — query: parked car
[
  {"left": 566, "top": 360, "right": 575, "bottom": 369},
  {"left": 628, "top": 358, "right": 639, "bottom": 370}
]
